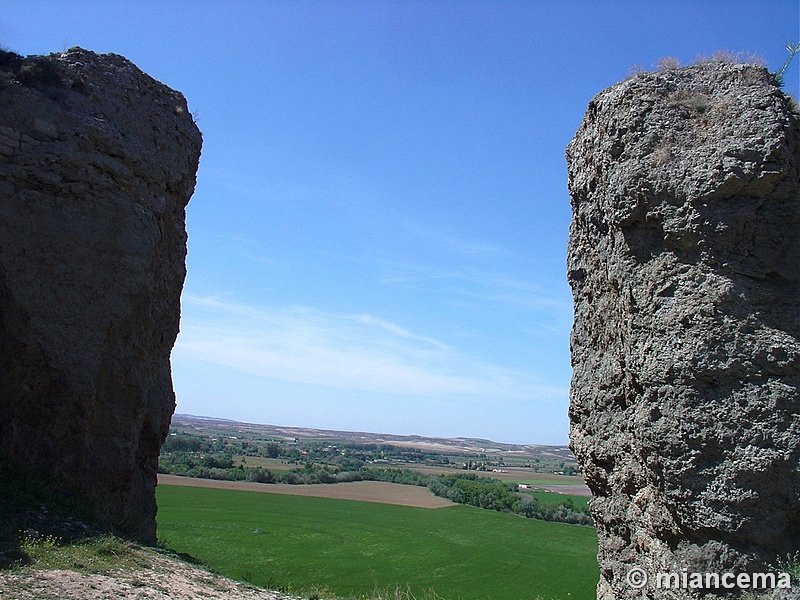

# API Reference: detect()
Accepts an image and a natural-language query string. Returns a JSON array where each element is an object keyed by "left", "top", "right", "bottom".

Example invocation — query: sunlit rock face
[
  {"left": 566, "top": 62, "right": 799, "bottom": 599},
  {"left": 0, "top": 47, "right": 201, "bottom": 543}
]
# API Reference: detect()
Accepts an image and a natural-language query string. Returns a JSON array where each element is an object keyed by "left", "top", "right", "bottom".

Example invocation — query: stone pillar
[
  {"left": 567, "top": 63, "right": 799, "bottom": 598},
  {"left": 0, "top": 48, "right": 201, "bottom": 543}
]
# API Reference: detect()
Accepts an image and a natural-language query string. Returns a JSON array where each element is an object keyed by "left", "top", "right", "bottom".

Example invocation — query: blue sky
[{"left": 4, "top": 1, "right": 798, "bottom": 444}]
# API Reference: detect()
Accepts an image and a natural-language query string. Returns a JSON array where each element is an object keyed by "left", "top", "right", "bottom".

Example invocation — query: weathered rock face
[
  {"left": 567, "top": 63, "right": 799, "bottom": 598},
  {"left": 0, "top": 48, "right": 201, "bottom": 543}
]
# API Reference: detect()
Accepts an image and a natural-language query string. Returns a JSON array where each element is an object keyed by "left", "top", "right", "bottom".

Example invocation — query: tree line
[{"left": 158, "top": 443, "right": 592, "bottom": 527}]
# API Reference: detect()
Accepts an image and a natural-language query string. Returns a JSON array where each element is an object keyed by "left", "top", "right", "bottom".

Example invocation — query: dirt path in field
[{"left": 157, "top": 475, "right": 455, "bottom": 508}]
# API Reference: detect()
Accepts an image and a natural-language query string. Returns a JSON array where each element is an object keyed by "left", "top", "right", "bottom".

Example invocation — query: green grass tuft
[
  {"left": 15, "top": 533, "right": 149, "bottom": 574},
  {"left": 0, "top": 451, "right": 105, "bottom": 568}
]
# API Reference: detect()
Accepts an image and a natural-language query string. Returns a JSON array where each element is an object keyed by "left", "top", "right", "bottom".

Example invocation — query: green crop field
[{"left": 156, "top": 484, "right": 598, "bottom": 600}]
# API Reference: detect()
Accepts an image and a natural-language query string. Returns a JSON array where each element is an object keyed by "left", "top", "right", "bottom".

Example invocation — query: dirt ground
[
  {"left": 157, "top": 475, "right": 456, "bottom": 508},
  {"left": 0, "top": 549, "right": 300, "bottom": 600}
]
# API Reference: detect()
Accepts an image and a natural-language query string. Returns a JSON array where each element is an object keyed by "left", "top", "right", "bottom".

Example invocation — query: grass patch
[
  {"left": 157, "top": 484, "right": 598, "bottom": 600},
  {"left": 0, "top": 451, "right": 103, "bottom": 568},
  {"left": 16, "top": 533, "right": 149, "bottom": 574},
  {"left": 773, "top": 551, "right": 800, "bottom": 583}
]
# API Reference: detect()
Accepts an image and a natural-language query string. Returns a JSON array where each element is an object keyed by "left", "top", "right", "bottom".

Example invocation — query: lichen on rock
[
  {"left": 0, "top": 47, "right": 201, "bottom": 543},
  {"left": 567, "top": 62, "right": 799, "bottom": 598}
]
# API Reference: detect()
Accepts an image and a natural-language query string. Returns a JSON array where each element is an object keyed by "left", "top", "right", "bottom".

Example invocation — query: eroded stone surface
[
  {"left": 567, "top": 63, "right": 799, "bottom": 598},
  {"left": 0, "top": 48, "right": 201, "bottom": 543}
]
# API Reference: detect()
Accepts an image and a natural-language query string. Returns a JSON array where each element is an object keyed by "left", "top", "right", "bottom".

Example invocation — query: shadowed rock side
[
  {"left": 0, "top": 48, "right": 201, "bottom": 543},
  {"left": 566, "top": 63, "right": 799, "bottom": 599}
]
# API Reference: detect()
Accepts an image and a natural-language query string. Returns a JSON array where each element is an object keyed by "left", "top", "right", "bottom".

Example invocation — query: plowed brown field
[{"left": 157, "top": 475, "right": 455, "bottom": 508}]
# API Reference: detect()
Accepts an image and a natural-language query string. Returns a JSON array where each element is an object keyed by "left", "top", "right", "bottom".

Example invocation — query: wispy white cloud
[
  {"left": 377, "top": 259, "right": 572, "bottom": 315},
  {"left": 402, "top": 221, "right": 513, "bottom": 260},
  {"left": 349, "top": 314, "right": 451, "bottom": 351},
  {"left": 175, "top": 295, "right": 566, "bottom": 401}
]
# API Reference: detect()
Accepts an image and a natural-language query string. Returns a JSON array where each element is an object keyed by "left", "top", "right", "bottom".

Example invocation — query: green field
[
  {"left": 526, "top": 492, "right": 590, "bottom": 510},
  {"left": 156, "top": 484, "right": 598, "bottom": 600}
]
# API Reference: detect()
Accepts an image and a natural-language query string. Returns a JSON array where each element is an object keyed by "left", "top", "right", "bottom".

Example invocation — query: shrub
[
  {"left": 0, "top": 48, "right": 23, "bottom": 72},
  {"left": 161, "top": 435, "right": 206, "bottom": 453},
  {"left": 667, "top": 89, "right": 710, "bottom": 115},
  {"left": 247, "top": 468, "right": 275, "bottom": 484},
  {"left": 694, "top": 49, "right": 766, "bottom": 66},
  {"left": 774, "top": 551, "right": 800, "bottom": 582},
  {"left": 17, "top": 57, "right": 62, "bottom": 89},
  {"left": 657, "top": 56, "right": 681, "bottom": 70}
]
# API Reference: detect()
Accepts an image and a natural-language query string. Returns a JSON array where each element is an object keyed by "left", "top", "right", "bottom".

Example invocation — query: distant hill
[{"left": 170, "top": 414, "right": 577, "bottom": 464}]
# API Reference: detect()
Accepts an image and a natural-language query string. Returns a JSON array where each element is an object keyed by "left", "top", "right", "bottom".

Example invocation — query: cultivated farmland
[
  {"left": 157, "top": 475, "right": 455, "bottom": 508},
  {"left": 156, "top": 483, "right": 599, "bottom": 600}
]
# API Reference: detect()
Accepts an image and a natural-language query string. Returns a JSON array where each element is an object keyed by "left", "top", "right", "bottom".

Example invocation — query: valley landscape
[
  {"left": 156, "top": 485, "right": 598, "bottom": 600},
  {"left": 2, "top": 5, "right": 797, "bottom": 600},
  {"left": 154, "top": 414, "right": 597, "bottom": 599},
  {"left": 165, "top": 414, "right": 586, "bottom": 487}
]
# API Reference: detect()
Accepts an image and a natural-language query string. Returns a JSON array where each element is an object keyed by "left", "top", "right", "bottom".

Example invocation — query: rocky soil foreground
[{"left": 0, "top": 549, "right": 299, "bottom": 600}]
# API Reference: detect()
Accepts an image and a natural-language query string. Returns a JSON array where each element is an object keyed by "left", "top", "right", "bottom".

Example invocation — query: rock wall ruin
[
  {"left": 567, "top": 63, "right": 799, "bottom": 598},
  {"left": 0, "top": 48, "right": 201, "bottom": 543}
]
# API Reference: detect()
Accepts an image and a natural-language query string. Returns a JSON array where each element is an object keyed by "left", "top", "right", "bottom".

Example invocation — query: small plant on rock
[{"left": 774, "top": 40, "right": 800, "bottom": 87}]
